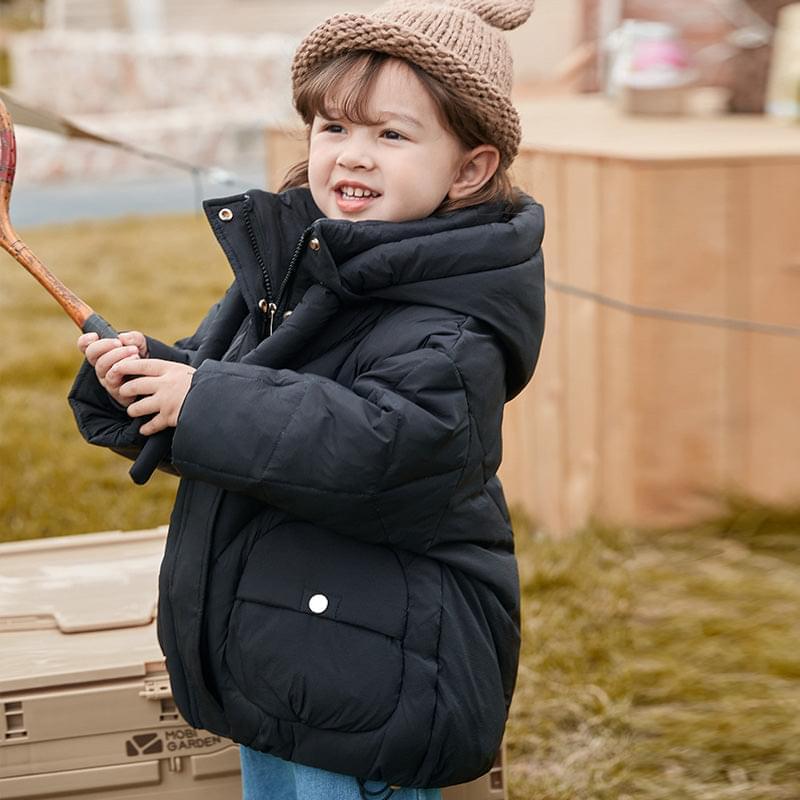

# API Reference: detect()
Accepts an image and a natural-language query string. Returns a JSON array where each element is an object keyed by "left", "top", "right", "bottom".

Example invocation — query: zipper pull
[{"left": 259, "top": 298, "right": 278, "bottom": 336}]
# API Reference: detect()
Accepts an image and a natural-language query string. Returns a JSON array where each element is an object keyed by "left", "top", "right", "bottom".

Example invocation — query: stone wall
[
  {"left": 7, "top": 1, "right": 583, "bottom": 184},
  {"left": 39, "top": 0, "right": 581, "bottom": 87},
  {"left": 7, "top": 29, "right": 297, "bottom": 183}
]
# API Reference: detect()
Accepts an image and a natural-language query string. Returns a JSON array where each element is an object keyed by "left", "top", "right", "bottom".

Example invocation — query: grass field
[
  {"left": 509, "top": 507, "right": 800, "bottom": 799},
  {"left": 0, "top": 213, "right": 231, "bottom": 540},
  {"left": 1, "top": 215, "right": 799, "bottom": 798}
]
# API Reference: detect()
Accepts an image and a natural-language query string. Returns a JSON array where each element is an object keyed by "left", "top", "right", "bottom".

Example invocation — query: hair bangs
[{"left": 295, "top": 51, "right": 391, "bottom": 128}]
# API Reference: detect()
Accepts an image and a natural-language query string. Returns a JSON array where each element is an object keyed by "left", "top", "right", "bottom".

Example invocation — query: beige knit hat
[{"left": 291, "top": 0, "right": 536, "bottom": 167}]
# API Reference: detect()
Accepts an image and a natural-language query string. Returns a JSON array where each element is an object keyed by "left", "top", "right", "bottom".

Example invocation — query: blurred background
[
  {"left": 0, "top": 0, "right": 586, "bottom": 224},
  {"left": 1, "top": 1, "right": 798, "bottom": 220},
  {"left": 1, "top": 2, "right": 799, "bottom": 799}
]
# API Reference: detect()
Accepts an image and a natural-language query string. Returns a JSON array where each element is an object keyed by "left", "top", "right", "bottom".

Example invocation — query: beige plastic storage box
[{"left": 0, "top": 528, "right": 506, "bottom": 800}]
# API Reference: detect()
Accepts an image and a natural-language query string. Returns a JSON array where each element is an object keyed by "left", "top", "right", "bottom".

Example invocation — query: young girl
[{"left": 70, "top": 1, "right": 545, "bottom": 798}]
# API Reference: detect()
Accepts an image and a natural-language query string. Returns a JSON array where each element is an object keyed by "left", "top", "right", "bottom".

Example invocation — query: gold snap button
[
  {"left": 218, "top": 208, "right": 233, "bottom": 221},
  {"left": 309, "top": 237, "right": 320, "bottom": 251}
]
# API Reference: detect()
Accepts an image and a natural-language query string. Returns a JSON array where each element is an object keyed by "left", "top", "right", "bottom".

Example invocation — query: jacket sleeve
[
  {"left": 170, "top": 328, "right": 499, "bottom": 553},
  {"left": 67, "top": 286, "right": 234, "bottom": 463},
  {"left": 68, "top": 356, "right": 149, "bottom": 462}
]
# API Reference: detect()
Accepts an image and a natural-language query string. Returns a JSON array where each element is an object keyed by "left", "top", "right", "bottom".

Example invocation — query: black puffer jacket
[{"left": 69, "top": 188, "right": 545, "bottom": 788}]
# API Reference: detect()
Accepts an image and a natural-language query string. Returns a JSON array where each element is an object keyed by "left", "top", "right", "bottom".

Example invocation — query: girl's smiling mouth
[{"left": 334, "top": 181, "right": 382, "bottom": 213}]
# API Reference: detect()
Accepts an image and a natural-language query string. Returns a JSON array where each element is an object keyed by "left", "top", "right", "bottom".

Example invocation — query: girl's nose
[{"left": 335, "top": 147, "right": 374, "bottom": 171}]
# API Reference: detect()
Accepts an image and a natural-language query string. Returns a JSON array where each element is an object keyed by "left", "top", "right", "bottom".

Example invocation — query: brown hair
[{"left": 281, "top": 50, "right": 517, "bottom": 215}]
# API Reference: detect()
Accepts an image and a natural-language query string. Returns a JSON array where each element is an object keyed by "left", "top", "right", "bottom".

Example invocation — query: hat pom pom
[{"left": 449, "top": 0, "right": 535, "bottom": 31}]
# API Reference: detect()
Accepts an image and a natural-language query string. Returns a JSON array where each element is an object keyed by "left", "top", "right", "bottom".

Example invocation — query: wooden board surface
[{"left": 516, "top": 94, "right": 800, "bottom": 163}]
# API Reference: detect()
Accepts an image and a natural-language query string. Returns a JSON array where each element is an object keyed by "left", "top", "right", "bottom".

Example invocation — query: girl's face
[{"left": 307, "top": 59, "right": 469, "bottom": 223}]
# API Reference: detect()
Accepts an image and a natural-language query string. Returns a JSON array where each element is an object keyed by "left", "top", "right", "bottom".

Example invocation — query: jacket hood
[{"left": 204, "top": 187, "right": 545, "bottom": 398}]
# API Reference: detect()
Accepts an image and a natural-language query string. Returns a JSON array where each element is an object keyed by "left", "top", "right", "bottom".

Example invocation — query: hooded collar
[{"left": 203, "top": 187, "right": 545, "bottom": 398}]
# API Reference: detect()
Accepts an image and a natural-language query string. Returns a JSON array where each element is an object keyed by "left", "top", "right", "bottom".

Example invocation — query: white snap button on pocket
[{"left": 308, "top": 593, "right": 329, "bottom": 614}]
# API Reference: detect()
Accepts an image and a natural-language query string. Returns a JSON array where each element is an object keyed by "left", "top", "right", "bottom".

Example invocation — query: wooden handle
[
  {"left": 2, "top": 98, "right": 168, "bottom": 485},
  {"left": 0, "top": 97, "right": 95, "bottom": 328}
]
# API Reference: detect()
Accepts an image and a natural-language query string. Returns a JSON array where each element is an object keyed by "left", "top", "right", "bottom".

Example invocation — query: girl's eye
[
  {"left": 322, "top": 123, "right": 344, "bottom": 134},
  {"left": 381, "top": 130, "right": 405, "bottom": 141}
]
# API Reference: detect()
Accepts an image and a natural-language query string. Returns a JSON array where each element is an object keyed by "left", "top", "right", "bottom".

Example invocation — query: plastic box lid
[{"left": 0, "top": 528, "right": 168, "bottom": 693}]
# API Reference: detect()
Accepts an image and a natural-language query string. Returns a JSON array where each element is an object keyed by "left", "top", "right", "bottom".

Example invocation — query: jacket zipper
[
  {"left": 242, "top": 197, "right": 315, "bottom": 337},
  {"left": 276, "top": 226, "right": 314, "bottom": 321},
  {"left": 242, "top": 198, "right": 276, "bottom": 336}
]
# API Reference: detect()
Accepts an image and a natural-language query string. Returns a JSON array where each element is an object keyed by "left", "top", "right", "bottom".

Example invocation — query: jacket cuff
[
  {"left": 145, "top": 336, "right": 193, "bottom": 364},
  {"left": 68, "top": 359, "right": 146, "bottom": 450}
]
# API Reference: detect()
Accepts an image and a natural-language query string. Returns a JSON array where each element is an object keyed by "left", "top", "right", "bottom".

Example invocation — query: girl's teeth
[{"left": 341, "top": 187, "right": 376, "bottom": 198}]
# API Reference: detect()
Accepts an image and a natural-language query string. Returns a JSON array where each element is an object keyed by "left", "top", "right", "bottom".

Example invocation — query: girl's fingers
[
  {"left": 127, "top": 394, "right": 161, "bottom": 419},
  {"left": 108, "top": 358, "right": 168, "bottom": 378},
  {"left": 117, "top": 376, "right": 159, "bottom": 399},
  {"left": 95, "top": 347, "right": 140, "bottom": 380},
  {"left": 77, "top": 332, "right": 99, "bottom": 354},
  {"left": 119, "top": 331, "right": 148, "bottom": 358},
  {"left": 85, "top": 338, "right": 122, "bottom": 363},
  {"left": 81, "top": 331, "right": 147, "bottom": 360},
  {"left": 140, "top": 413, "right": 168, "bottom": 436},
  {"left": 84, "top": 337, "right": 123, "bottom": 366}
]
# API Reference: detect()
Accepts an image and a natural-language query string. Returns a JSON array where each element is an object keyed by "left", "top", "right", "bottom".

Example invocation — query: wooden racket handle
[
  {"left": 1, "top": 98, "right": 168, "bottom": 484},
  {"left": 1, "top": 98, "right": 96, "bottom": 328}
]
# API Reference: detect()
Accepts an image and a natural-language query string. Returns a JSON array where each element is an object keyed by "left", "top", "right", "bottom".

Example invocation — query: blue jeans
[{"left": 239, "top": 746, "right": 443, "bottom": 800}]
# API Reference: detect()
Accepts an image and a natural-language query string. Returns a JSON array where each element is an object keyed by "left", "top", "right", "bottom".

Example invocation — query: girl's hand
[
  {"left": 77, "top": 331, "right": 149, "bottom": 407},
  {"left": 112, "top": 358, "right": 196, "bottom": 435}
]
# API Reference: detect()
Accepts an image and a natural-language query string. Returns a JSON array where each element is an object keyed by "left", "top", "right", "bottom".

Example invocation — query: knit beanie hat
[{"left": 291, "top": 0, "right": 536, "bottom": 167}]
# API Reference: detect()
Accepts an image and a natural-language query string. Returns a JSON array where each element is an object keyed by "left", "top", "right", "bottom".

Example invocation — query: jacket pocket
[{"left": 225, "top": 522, "right": 407, "bottom": 733}]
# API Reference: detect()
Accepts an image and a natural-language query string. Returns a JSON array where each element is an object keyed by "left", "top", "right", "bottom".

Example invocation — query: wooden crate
[
  {"left": 265, "top": 96, "right": 800, "bottom": 533},
  {"left": 504, "top": 95, "right": 800, "bottom": 532}
]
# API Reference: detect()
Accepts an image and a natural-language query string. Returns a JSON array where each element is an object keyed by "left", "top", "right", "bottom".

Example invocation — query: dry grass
[
  {"left": 0, "top": 213, "right": 231, "bottom": 540},
  {"left": 508, "top": 507, "right": 800, "bottom": 800},
  {"left": 2, "top": 216, "right": 799, "bottom": 798}
]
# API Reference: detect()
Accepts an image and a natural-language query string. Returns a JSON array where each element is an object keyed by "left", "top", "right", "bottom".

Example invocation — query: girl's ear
[{"left": 448, "top": 145, "right": 501, "bottom": 201}]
